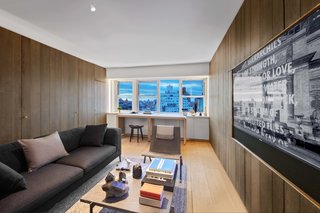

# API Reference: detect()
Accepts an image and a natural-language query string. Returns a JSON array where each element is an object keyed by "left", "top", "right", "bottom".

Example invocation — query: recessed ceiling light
[{"left": 90, "top": 4, "right": 96, "bottom": 12}]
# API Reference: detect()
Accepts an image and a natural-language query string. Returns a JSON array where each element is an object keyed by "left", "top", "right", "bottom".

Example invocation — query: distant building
[
  {"left": 119, "top": 98, "right": 132, "bottom": 110},
  {"left": 160, "top": 84, "right": 179, "bottom": 112}
]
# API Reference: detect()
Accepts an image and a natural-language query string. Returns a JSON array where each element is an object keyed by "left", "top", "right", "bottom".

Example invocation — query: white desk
[{"left": 110, "top": 113, "right": 187, "bottom": 144}]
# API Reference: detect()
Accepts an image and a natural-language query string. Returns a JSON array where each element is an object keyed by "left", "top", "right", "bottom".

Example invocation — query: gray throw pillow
[
  {"left": 18, "top": 131, "right": 69, "bottom": 172},
  {"left": 80, "top": 124, "right": 108, "bottom": 147},
  {"left": 0, "top": 162, "right": 26, "bottom": 194}
]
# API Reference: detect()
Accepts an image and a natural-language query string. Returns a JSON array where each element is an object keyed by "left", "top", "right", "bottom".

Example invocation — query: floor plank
[{"left": 68, "top": 137, "right": 247, "bottom": 213}]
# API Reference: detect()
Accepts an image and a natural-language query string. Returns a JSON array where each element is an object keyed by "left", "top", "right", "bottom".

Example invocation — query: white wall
[{"left": 107, "top": 62, "right": 209, "bottom": 79}]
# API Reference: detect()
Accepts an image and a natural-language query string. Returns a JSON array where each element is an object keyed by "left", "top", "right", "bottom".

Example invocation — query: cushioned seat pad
[
  {"left": 0, "top": 163, "right": 83, "bottom": 213},
  {"left": 56, "top": 145, "right": 116, "bottom": 173}
]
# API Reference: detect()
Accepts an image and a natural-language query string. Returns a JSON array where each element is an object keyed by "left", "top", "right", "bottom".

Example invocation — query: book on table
[
  {"left": 139, "top": 183, "right": 164, "bottom": 208},
  {"left": 146, "top": 158, "right": 176, "bottom": 180}
]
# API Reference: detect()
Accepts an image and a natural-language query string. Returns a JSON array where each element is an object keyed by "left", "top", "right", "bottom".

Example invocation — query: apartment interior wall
[
  {"left": 209, "top": 0, "right": 320, "bottom": 212},
  {"left": 0, "top": 26, "right": 107, "bottom": 144}
]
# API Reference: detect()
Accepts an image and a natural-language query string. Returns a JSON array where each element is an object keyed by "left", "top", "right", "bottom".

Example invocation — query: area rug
[
  {"left": 48, "top": 156, "right": 186, "bottom": 213},
  {"left": 47, "top": 158, "right": 119, "bottom": 213},
  {"left": 100, "top": 158, "right": 187, "bottom": 213}
]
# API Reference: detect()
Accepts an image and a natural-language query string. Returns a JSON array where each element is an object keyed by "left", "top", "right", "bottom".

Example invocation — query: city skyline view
[{"left": 118, "top": 79, "right": 204, "bottom": 112}]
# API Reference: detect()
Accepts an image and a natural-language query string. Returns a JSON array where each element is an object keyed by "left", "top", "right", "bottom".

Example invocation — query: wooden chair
[{"left": 142, "top": 126, "right": 183, "bottom": 182}]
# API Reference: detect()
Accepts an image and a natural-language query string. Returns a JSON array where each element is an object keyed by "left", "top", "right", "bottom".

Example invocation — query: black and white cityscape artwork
[{"left": 233, "top": 8, "right": 320, "bottom": 169}]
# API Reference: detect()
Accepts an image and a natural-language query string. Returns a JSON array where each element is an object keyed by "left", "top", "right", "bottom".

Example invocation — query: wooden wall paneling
[
  {"left": 244, "top": 150, "right": 252, "bottom": 211},
  {"left": 224, "top": 32, "right": 232, "bottom": 178},
  {"left": 273, "top": 0, "right": 285, "bottom": 36},
  {"left": 300, "top": 194, "right": 320, "bottom": 213},
  {"left": 21, "top": 37, "right": 41, "bottom": 139},
  {"left": 259, "top": 163, "right": 273, "bottom": 212},
  {"left": 208, "top": 62, "right": 214, "bottom": 147},
  {"left": 260, "top": 0, "right": 274, "bottom": 46},
  {"left": 94, "top": 66, "right": 107, "bottom": 124},
  {"left": 78, "top": 60, "right": 95, "bottom": 126},
  {"left": 284, "top": 182, "right": 301, "bottom": 213},
  {"left": 210, "top": 0, "right": 320, "bottom": 211},
  {"left": 250, "top": 156, "right": 261, "bottom": 212},
  {"left": 39, "top": 44, "right": 51, "bottom": 135},
  {"left": 239, "top": 3, "right": 246, "bottom": 62},
  {"left": 208, "top": 60, "right": 213, "bottom": 147},
  {"left": 49, "top": 47, "right": 62, "bottom": 132},
  {"left": 95, "top": 81, "right": 106, "bottom": 125},
  {"left": 95, "top": 66, "right": 106, "bottom": 82},
  {"left": 211, "top": 57, "right": 218, "bottom": 151},
  {"left": 301, "top": 0, "right": 320, "bottom": 14},
  {"left": 61, "top": 53, "right": 78, "bottom": 130},
  {"left": 250, "top": 0, "right": 261, "bottom": 54},
  {"left": 218, "top": 43, "right": 226, "bottom": 167},
  {"left": 227, "top": 22, "right": 237, "bottom": 185},
  {"left": 235, "top": 142, "right": 246, "bottom": 203},
  {"left": 285, "top": 0, "right": 301, "bottom": 28},
  {"left": 214, "top": 47, "right": 220, "bottom": 159},
  {"left": 0, "top": 28, "right": 21, "bottom": 144},
  {"left": 243, "top": 0, "right": 251, "bottom": 57},
  {"left": 235, "top": 12, "right": 242, "bottom": 65},
  {"left": 272, "top": 172, "right": 285, "bottom": 213}
]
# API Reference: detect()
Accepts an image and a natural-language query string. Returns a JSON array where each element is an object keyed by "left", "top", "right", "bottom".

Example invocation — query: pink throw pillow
[{"left": 18, "top": 131, "right": 68, "bottom": 172}]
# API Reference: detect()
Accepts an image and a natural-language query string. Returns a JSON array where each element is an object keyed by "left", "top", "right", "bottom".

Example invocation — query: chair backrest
[{"left": 149, "top": 126, "right": 181, "bottom": 155}]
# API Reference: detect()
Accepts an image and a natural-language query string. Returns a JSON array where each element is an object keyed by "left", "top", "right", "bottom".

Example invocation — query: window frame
[
  {"left": 117, "top": 80, "right": 134, "bottom": 112},
  {"left": 112, "top": 77, "right": 208, "bottom": 114},
  {"left": 159, "top": 79, "right": 180, "bottom": 113},
  {"left": 138, "top": 80, "right": 159, "bottom": 112},
  {"left": 181, "top": 79, "right": 205, "bottom": 113}
]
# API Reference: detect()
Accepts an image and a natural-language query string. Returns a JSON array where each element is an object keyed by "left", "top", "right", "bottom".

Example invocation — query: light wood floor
[{"left": 68, "top": 137, "right": 247, "bottom": 213}]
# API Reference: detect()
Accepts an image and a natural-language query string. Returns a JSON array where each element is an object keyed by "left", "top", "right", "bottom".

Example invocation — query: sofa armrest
[{"left": 104, "top": 128, "right": 121, "bottom": 153}]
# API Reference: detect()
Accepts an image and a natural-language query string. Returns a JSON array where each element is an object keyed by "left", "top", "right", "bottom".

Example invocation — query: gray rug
[
  {"left": 47, "top": 158, "right": 119, "bottom": 213},
  {"left": 100, "top": 160, "right": 187, "bottom": 213},
  {"left": 48, "top": 157, "right": 186, "bottom": 213}
]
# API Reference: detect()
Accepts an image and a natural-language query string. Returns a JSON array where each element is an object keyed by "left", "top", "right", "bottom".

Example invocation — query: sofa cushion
[
  {"left": 80, "top": 124, "right": 107, "bottom": 147},
  {"left": 0, "top": 162, "right": 26, "bottom": 194},
  {"left": 0, "top": 163, "right": 83, "bottom": 213},
  {"left": 56, "top": 145, "right": 116, "bottom": 173},
  {"left": 18, "top": 132, "right": 69, "bottom": 172},
  {"left": 59, "top": 127, "right": 84, "bottom": 152},
  {"left": 0, "top": 142, "right": 28, "bottom": 173}
]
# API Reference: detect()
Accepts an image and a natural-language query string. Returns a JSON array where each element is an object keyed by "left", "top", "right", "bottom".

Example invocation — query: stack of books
[
  {"left": 139, "top": 183, "right": 164, "bottom": 208},
  {"left": 146, "top": 158, "right": 176, "bottom": 180},
  {"left": 142, "top": 158, "right": 177, "bottom": 191}
]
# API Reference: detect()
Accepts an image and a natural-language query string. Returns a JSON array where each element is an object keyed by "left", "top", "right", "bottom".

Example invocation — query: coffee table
[{"left": 80, "top": 158, "right": 175, "bottom": 213}]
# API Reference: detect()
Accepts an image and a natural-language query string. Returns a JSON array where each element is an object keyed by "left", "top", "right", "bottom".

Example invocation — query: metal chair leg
[
  {"left": 180, "top": 156, "right": 183, "bottom": 183},
  {"left": 130, "top": 128, "right": 133, "bottom": 142},
  {"left": 140, "top": 127, "right": 144, "bottom": 140},
  {"left": 137, "top": 128, "right": 139, "bottom": 143}
]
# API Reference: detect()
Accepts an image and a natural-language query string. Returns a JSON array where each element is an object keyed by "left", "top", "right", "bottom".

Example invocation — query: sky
[
  {"left": 119, "top": 80, "right": 204, "bottom": 96},
  {"left": 182, "top": 80, "right": 203, "bottom": 96},
  {"left": 119, "top": 81, "right": 132, "bottom": 96}
]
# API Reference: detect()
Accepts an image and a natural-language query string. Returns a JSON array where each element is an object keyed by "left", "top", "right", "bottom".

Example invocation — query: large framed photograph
[{"left": 232, "top": 5, "right": 320, "bottom": 203}]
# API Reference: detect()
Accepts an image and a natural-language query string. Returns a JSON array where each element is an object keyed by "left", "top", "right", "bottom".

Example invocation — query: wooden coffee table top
[{"left": 80, "top": 159, "right": 174, "bottom": 213}]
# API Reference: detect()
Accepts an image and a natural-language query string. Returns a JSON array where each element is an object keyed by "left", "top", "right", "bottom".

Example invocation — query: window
[
  {"left": 118, "top": 81, "right": 133, "bottom": 110},
  {"left": 160, "top": 80, "right": 179, "bottom": 112},
  {"left": 182, "top": 80, "right": 204, "bottom": 112},
  {"left": 139, "top": 81, "right": 157, "bottom": 111},
  {"left": 113, "top": 78, "right": 207, "bottom": 113}
]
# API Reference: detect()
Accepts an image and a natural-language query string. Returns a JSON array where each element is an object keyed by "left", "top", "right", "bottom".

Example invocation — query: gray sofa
[{"left": 0, "top": 127, "right": 121, "bottom": 213}]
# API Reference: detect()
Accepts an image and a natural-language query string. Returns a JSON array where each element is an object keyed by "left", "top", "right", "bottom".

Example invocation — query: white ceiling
[{"left": 0, "top": 0, "right": 243, "bottom": 68}]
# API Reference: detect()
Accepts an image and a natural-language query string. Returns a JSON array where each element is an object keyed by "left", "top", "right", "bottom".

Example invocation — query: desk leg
[
  {"left": 89, "top": 202, "right": 95, "bottom": 213},
  {"left": 184, "top": 119, "right": 187, "bottom": 144},
  {"left": 147, "top": 118, "right": 153, "bottom": 142},
  {"left": 117, "top": 117, "right": 125, "bottom": 136}
]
